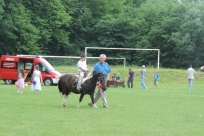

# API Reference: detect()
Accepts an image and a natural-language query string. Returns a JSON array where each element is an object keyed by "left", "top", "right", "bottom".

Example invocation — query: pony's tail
[{"left": 58, "top": 78, "right": 62, "bottom": 93}]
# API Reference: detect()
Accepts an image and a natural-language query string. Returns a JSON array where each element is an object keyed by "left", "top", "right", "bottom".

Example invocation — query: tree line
[{"left": 0, "top": 0, "right": 204, "bottom": 68}]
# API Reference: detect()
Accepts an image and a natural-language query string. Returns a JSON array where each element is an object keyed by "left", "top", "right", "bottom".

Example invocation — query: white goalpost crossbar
[{"left": 85, "top": 47, "right": 160, "bottom": 69}]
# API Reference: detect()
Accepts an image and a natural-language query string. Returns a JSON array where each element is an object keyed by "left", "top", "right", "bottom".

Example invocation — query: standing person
[
  {"left": 127, "top": 68, "right": 134, "bottom": 88},
  {"left": 15, "top": 68, "right": 25, "bottom": 94},
  {"left": 187, "top": 64, "right": 196, "bottom": 91},
  {"left": 154, "top": 71, "right": 160, "bottom": 88},
  {"left": 31, "top": 65, "right": 43, "bottom": 94},
  {"left": 76, "top": 53, "right": 89, "bottom": 91},
  {"left": 139, "top": 65, "right": 147, "bottom": 90},
  {"left": 88, "top": 54, "right": 111, "bottom": 108}
]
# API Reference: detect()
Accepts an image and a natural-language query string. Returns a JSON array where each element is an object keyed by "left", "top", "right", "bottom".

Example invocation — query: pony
[{"left": 58, "top": 71, "right": 107, "bottom": 108}]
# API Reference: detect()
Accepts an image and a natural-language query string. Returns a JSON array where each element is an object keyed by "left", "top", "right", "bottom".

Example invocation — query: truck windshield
[{"left": 42, "top": 59, "right": 54, "bottom": 71}]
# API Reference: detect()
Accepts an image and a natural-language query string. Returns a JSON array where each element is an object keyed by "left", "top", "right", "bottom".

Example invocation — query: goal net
[{"left": 85, "top": 47, "right": 160, "bottom": 69}]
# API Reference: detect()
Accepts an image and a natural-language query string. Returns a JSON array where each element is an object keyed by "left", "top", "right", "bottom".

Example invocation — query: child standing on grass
[
  {"left": 31, "top": 65, "right": 43, "bottom": 94},
  {"left": 15, "top": 68, "right": 25, "bottom": 94},
  {"left": 154, "top": 71, "right": 160, "bottom": 88}
]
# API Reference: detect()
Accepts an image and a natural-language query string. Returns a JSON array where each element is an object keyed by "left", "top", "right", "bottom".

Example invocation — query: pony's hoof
[
  {"left": 93, "top": 104, "right": 98, "bottom": 108},
  {"left": 76, "top": 105, "right": 80, "bottom": 108},
  {"left": 63, "top": 103, "right": 67, "bottom": 107}
]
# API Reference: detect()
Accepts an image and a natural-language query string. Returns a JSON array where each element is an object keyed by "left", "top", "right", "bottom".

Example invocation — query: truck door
[{"left": 18, "top": 58, "right": 34, "bottom": 82}]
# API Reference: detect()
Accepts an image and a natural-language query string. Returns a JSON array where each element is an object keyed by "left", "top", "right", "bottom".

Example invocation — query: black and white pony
[{"left": 58, "top": 71, "right": 107, "bottom": 108}]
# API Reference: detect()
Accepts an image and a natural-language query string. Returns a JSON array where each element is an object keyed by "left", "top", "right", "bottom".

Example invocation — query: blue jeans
[
  {"left": 188, "top": 79, "right": 193, "bottom": 91},
  {"left": 140, "top": 77, "right": 147, "bottom": 89}
]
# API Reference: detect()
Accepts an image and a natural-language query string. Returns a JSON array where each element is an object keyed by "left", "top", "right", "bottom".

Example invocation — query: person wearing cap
[
  {"left": 139, "top": 65, "right": 147, "bottom": 90},
  {"left": 127, "top": 68, "right": 134, "bottom": 88}
]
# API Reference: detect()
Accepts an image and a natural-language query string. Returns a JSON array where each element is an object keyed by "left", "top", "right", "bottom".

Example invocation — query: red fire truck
[{"left": 0, "top": 55, "right": 61, "bottom": 85}]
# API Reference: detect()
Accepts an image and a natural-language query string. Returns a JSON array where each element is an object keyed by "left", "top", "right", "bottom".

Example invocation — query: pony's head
[{"left": 95, "top": 72, "right": 107, "bottom": 91}]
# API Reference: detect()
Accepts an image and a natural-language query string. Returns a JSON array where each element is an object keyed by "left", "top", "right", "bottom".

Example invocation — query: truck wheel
[
  {"left": 44, "top": 78, "right": 53, "bottom": 86},
  {"left": 5, "top": 80, "right": 14, "bottom": 84}
]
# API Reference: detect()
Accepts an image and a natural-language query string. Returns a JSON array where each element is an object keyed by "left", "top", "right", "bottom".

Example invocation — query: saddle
[{"left": 72, "top": 72, "right": 91, "bottom": 88}]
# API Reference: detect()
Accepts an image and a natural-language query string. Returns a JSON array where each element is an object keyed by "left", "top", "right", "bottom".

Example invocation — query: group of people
[
  {"left": 127, "top": 64, "right": 196, "bottom": 91},
  {"left": 15, "top": 53, "right": 110, "bottom": 108},
  {"left": 108, "top": 65, "right": 159, "bottom": 90},
  {"left": 111, "top": 73, "right": 120, "bottom": 82},
  {"left": 75, "top": 53, "right": 162, "bottom": 108},
  {"left": 77, "top": 53, "right": 110, "bottom": 108},
  {"left": 110, "top": 65, "right": 158, "bottom": 89},
  {"left": 127, "top": 65, "right": 159, "bottom": 89},
  {"left": 127, "top": 65, "right": 149, "bottom": 89},
  {"left": 15, "top": 52, "right": 197, "bottom": 109},
  {"left": 15, "top": 65, "right": 42, "bottom": 94}
]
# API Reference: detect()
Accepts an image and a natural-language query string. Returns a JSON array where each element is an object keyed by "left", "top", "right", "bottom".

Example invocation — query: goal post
[{"left": 85, "top": 47, "right": 160, "bottom": 69}]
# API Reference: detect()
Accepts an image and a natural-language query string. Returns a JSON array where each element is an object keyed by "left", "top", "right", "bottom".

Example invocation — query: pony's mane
[
  {"left": 87, "top": 72, "right": 93, "bottom": 78},
  {"left": 82, "top": 72, "right": 93, "bottom": 83}
]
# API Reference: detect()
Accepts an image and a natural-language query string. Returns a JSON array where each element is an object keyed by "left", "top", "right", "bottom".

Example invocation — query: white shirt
[
  {"left": 187, "top": 67, "right": 195, "bottom": 79},
  {"left": 77, "top": 60, "right": 87, "bottom": 72}
]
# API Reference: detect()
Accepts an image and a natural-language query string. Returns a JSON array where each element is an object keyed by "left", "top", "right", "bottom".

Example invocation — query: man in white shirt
[
  {"left": 77, "top": 54, "right": 89, "bottom": 91},
  {"left": 187, "top": 64, "right": 196, "bottom": 91}
]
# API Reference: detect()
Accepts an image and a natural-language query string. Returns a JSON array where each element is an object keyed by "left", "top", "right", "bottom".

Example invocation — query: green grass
[{"left": 0, "top": 66, "right": 204, "bottom": 136}]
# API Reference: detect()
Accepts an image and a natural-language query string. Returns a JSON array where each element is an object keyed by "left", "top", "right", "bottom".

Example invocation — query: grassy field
[{"left": 0, "top": 66, "right": 204, "bottom": 136}]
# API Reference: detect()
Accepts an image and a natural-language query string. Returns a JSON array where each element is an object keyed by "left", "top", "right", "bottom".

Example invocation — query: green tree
[
  {"left": 22, "top": 0, "right": 72, "bottom": 55},
  {"left": 0, "top": 0, "right": 40, "bottom": 55},
  {"left": 66, "top": 0, "right": 126, "bottom": 55}
]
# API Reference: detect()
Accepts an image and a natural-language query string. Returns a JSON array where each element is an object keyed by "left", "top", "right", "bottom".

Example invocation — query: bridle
[{"left": 97, "top": 73, "right": 107, "bottom": 87}]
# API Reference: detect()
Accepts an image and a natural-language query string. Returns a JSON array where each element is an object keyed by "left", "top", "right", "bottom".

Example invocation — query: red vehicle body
[{"left": 0, "top": 55, "right": 61, "bottom": 85}]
